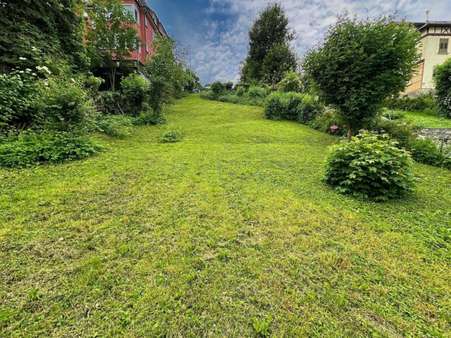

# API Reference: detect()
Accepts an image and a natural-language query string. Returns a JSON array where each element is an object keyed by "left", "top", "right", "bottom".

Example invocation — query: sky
[{"left": 149, "top": 0, "right": 451, "bottom": 84}]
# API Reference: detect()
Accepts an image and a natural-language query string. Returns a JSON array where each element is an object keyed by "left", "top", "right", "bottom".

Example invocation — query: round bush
[
  {"left": 325, "top": 132, "right": 414, "bottom": 200},
  {"left": 121, "top": 73, "right": 150, "bottom": 116},
  {"left": 434, "top": 58, "right": 451, "bottom": 118},
  {"left": 277, "top": 71, "right": 303, "bottom": 93}
]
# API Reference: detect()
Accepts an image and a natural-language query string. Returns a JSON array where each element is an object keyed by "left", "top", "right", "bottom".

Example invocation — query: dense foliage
[
  {"left": 35, "top": 77, "right": 96, "bottom": 132},
  {"left": 325, "top": 132, "right": 414, "bottom": 200},
  {"left": 410, "top": 138, "right": 450, "bottom": 169},
  {"left": 0, "top": 70, "right": 40, "bottom": 133},
  {"left": 277, "top": 71, "right": 304, "bottom": 93},
  {"left": 434, "top": 58, "right": 451, "bottom": 118},
  {"left": 265, "top": 92, "right": 323, "bottom": 123},
  {"left": 0, "top": 0, "right": 88, "bottom": 72},
  {"left": 304, "top": 18, "right": 419, "bottom": 138},
  {"left": 241, "top": 4, "right": 297, "bottom": 85},
  {"left": 384, "top": 93, "right": 438, "bottom": 114},
  {"left": 0, "top": 131, "right": 100, "bottom": 168},
  {"left": 121, "top": 73, "right": 151, "bottom": 116}
]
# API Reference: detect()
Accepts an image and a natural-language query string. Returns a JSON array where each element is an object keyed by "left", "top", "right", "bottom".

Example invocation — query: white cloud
[{"left": 191, "top": 0, "right": 451, "bottom": 84}]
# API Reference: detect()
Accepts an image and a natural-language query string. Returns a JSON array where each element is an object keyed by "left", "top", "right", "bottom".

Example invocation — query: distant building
[
  {"left": 121, "top": 0, "right": 168, "bottom": 65},
  {"left": 405, "top": 21, "right": 451, "bottom": 96}
]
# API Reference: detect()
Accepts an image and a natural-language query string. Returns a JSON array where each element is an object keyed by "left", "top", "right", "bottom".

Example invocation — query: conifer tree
[{"left": 241, "top": 4, "right": 297, "bottom": 85}]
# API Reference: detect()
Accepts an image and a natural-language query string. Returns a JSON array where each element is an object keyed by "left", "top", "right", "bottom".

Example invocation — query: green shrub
[
  {"left": 35, "top": 77, "right": 96, "bottom": 132},
  {"left": 235, "top": 85, "right": 246, "bottom": 97},
  {"left": 218, "top": 94, "right": 241, "bottom": 104},
  {"left": 0, "top": 131, "right": 101, "bottom": 168},
  {"left": 211, "top": 82, "right": 226, "bottom": 96},
  {"left": 264, "top": 92, "right": 286, "bottom": 120},
  {"left": 83, "top": 75, "right": 104, "bottom": 97},
  {"left": 372, "top": 117, "right": 416, "bottom": 149},
  {"left": 324, "top": 132, "right": 414, "bottom": 200},
  {"left": 309, "top": 108, "right": 346, "bottom": 135},
  {"left": 97, "top": 91, "right": 124, "bottom": 115},
  {"left": 0, "top": 70, "right": 40, "bottom": 133},
  {"left": 121, "top": 73, "right": 150, "bottom": 116},
  {"left": 277, "top": 71, "right": 303, "bottom": 93},
  {"left": 264, "top": 92, "right": 323, "bottom": 123},
  {"left": 133, "top": 104, "right": 165, "bottom": 126},
  {"left": 247, "top": 85, "right": 268, "bottom": 100},
  {"left": 434, "top": 58, "right": 451, "bottom": 118},
  {"left": 384, "top": 93, "right": 438, "bottom": 114},
  {"left": 160, "top": 130, "right": 183, "bottom": 143},
  {"left": 410, "top": 138, "right": 450, "bottom": 169},
  {"left": 96, "top": 115, "right": 132, "bottom": 138}
]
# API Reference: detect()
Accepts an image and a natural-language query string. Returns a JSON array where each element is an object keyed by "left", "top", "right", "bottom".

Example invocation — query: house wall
[
  {"left": 421, "top": 34, "right": 451, "bottom": 90},
  {"left": 405, "top": 25, "right": 451, "bottom": 95},
  {"left": 121, "top": 0, "right": 162, "bottom": 65}
]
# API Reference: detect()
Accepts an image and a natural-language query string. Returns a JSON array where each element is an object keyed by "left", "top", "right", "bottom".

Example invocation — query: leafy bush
[
  {"left": 0, "top": 131, "right": 100, "bottom": 168},
  {"left": 0, "top": 70, "right": 40, "bottom": 133},
  {"left": 325, "top": 132, "right": 414, "bottom": 200},
  {"left": 410, "top": 139, "right": 450, "bottom": 169},
  {"left": 277, "top": 71, "right": 303, "bottom": 93},
  {"left": 264, "top": 92, "right": 323, "bottom": 123},
  {"left": 97, "top": 91, "right": 124, "bottom": 115},
  {"left": 210, "top": 82, "right": 227, "bottom": 96},
  {"left": 160, "top": 130, "right": 183, "bottom": 143},
  {"left": 384, "top": 93, "right": 438, "bottom": 114},
  {"left": 133, "top": 104, "right": 165, "bottom": 126},
  {"left": 83, "top": 75, "right": 104, "bottom": 97},
  {"left": 235, "top": 85, "right": 246, "bottom": 97},
  {"left": 247, "top": 85, "right": 268, "bottom": 100},
  {"left": 372, "top": 117, "right": 416, "bottom": 149},
  {"left": 35, "top": 77, "right": 96, "bottom": 132},
  {"left": 121, "top": 73, "right": 150, "bottom": 116},
  {"left": 309, "top": 108, "right": 347, "bottom": 135},
  {"left": 96, "top": 115, "right": 132, "bottom": 138},
  {"left": 434, "top": 58, "right": 451, "bottom": 118},
  {"left": 218, "top": 94, "right": 241, "bottom": 104}
]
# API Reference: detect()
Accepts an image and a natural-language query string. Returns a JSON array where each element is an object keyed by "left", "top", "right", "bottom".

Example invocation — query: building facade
[
  {"left": 121, "top": 0, "right": 168, "bottom": 65},
  {"left": 405, "top": 21, "right": 451, "bottom": 95}
]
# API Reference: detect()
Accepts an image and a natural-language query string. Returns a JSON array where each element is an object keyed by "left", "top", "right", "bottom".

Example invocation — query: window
[
  {"left": 145, "top": 16, "right": 148, "bottom": 27},
  {"left": 439, "top": 38, "right": 449, "bottom": 54},
  {"left": 123, "top": 4, "right": 139, "bottom": 23}
]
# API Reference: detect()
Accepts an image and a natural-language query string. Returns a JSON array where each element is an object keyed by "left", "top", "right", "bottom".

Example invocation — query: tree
[
  {"left": 303, "top": 18, "right": 419, "bottom": 139},
  {"left": 144, "top": 38, "right": 181, "bottom": 112},
  {"left": 434, "top": 58, "right": 451, "bottom": 118},
  {"left": 86, "top": 0, "right": 140, "bottom": 91},
  {"left": 241, "top": 4, "right": 296, "bottom": 85}
]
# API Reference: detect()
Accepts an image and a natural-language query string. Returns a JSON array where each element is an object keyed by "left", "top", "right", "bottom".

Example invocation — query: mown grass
[
  {"left": 1, "top": 95, "right": 450, "bottom": 336},
  {"left": 401, "top": 110, "right": 451, "bottom": 128}
]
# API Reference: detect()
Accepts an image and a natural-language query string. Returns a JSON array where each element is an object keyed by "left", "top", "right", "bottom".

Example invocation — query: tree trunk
[
  {"left": 347, "top": 126, "right": 353, "bottom": 141},
  {"left": 110, "top": 66, "right": 117, "bottom": 91}
]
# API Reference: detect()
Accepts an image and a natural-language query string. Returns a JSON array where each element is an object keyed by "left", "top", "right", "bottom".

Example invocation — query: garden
[{"left": 1, "top": 1, "right": 450, "bottom": 337}]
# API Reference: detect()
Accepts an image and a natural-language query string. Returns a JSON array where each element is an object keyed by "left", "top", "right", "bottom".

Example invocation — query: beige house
[{"left": 405, "top": 21, "right": 451, "bottom": 96}]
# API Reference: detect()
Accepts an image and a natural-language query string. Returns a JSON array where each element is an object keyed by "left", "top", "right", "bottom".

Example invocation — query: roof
[
  {"left": 135, "top": 0, "right": 168, "bottom": 38},
  {"left": 413, "top": 21, "right": 451, "bottom": 30}
]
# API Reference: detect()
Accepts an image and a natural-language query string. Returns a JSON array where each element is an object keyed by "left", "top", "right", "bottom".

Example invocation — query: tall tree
[
  {"left": 86, "top": 0, "right": 140, "bottom": 91},
  {"left": 241, "top": 4, "right": 296, "bottom": 85},
  {"left": 304, "top": 18, "right": 419, "bottom": 139}
]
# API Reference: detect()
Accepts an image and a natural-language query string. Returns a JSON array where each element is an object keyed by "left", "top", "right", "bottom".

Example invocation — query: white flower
[{"left": 19, "top": 57, "right": 27, "bottom": 61}]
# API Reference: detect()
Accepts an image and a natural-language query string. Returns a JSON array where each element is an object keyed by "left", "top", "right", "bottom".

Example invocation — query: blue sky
[{"left": 149, "top": 0, "right": 451, "bottom": 84}]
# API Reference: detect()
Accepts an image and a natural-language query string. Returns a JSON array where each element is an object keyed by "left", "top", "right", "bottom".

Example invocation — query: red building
[{"left": 121, "top": 0, "right": 168, "bottom": 65}]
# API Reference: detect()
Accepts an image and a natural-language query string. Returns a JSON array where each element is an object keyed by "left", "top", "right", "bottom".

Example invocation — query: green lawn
[
  {"left": 401, "top": 110, "right": 451, "bottom": 128},
  {"left": 1, "top": 95, "right": 450, "bottom": 336}
]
